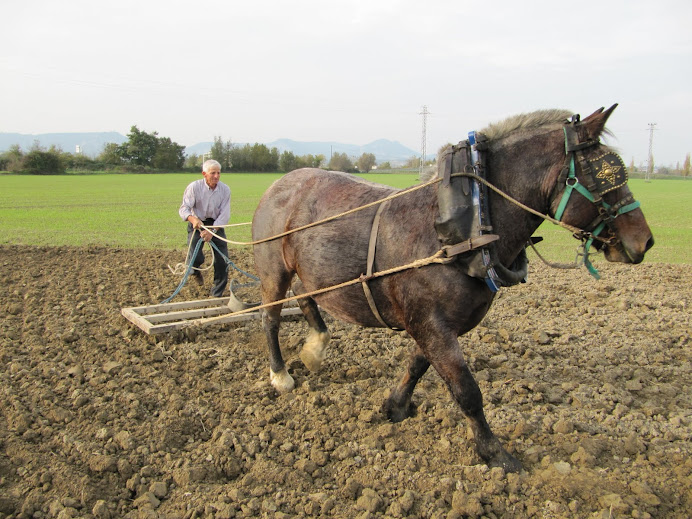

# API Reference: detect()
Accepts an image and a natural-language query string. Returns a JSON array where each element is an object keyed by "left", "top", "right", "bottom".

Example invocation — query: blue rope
[
  {"left": 209, "top": 240, "right": 259, "bottom": 282},
  {"left": 160, "top": 238, "right": 204, "bottom": 304},
  {"left": 160, "top": 232, "right": 259, "bottom": 304}
]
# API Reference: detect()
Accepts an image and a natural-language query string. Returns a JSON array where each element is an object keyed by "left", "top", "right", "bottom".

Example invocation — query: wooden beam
[{"left": 121, "top": 298, "right": 302, "bottom": 335}]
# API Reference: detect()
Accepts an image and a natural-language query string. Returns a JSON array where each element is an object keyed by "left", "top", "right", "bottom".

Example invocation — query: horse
[{"left": 251, "top": 105, "right": 654, "bottom": 472}]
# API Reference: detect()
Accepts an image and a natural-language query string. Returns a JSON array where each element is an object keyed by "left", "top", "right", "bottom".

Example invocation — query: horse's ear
[
  {"left": 583, "top": 107, "right": 605, "bottom": 120},
  {"left": 583, "top": 104, "right": 618, "bottom": 139}
]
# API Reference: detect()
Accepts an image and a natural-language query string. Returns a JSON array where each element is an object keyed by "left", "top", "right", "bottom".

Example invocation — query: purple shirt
[{"left": 179, "top": 179, "right": 231, "bottom": 226}]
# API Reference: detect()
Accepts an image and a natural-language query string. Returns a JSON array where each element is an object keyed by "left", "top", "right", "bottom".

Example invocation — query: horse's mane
[
  {"left": 422, "top": 109, "right": 573, "bottom": 183},
  {"left": 480, "top": 109, "right": 573, "bottom": 142}
]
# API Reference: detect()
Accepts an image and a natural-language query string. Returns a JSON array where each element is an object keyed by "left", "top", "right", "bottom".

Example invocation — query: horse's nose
[{"left": 645, "top": 235, "right": 655, "bottom": 252}]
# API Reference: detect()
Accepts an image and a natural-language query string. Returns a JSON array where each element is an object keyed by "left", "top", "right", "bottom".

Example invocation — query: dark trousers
[{"left": 187, "top": 218, "right": 229, "bottom": 297}]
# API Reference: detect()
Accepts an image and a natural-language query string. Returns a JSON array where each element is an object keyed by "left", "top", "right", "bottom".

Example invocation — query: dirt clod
[{"left": 0, "top": 245, "right": 690, "bottom": 517}]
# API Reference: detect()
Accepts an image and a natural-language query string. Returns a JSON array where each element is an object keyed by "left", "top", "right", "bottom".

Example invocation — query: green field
[{"left": 0, "top": 173, "right": 689, "bottom": 264}]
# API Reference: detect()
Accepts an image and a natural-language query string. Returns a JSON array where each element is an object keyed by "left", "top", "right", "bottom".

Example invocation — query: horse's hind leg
[
  {"left": 260, "top": 271, "right": 295, "bottom": 393},
  {"left": 292, "top": 279, "right": 331, "bottom": 372}
]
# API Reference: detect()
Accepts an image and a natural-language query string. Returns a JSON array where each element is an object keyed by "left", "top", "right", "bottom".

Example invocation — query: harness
[
  {"left": 434, "top": 131, "right": 529, "bottom": 292},
  {"left": 554, "top": 115, "right": 641, "bottom": 278},
  {"left": 360, "top": 131, "right": 527, "bottom": 329},
  {"left": 360, "top": 114, "right": 642, "bottom": 328}
]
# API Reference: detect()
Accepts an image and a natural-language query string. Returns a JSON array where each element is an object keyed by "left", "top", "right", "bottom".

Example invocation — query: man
[{"left": 179, "top": 159, "right": 231, "bottom": 297}]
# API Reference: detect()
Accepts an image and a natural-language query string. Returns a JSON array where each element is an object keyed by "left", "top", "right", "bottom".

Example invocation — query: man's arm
[{"left": 179, "top": 183, "right": 201, "bottom": 228}]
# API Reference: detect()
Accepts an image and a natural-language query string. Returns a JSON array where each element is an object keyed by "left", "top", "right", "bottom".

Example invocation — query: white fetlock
[
  {"left": 270, "top": 368, "right": 295, "bottom": 394},
  {"left": 299, "top": 330, "right": 331, "bottom": 372}
]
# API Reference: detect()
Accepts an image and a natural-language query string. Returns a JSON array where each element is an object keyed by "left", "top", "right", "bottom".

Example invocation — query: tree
[
  {"left": 210, "top": 136, "right": 234, "bottom": 170},
  {"left": 0, "top": 144, "right": 24, "bottom": 172},
  {"left": 328, "top": 152, "right": 353, "bottom": 172},
  {"left": 356, "top": 153, "right": 376, "bottom": 173},
  {"left": 683, "top": 153, "right": 690, "bottom": 178},
  {"left": 249, "top": 144, "right": 279, "bottom": 171},
  {"left": 23, "top": 149, "right": 66, "bottom": 174},
  {"left": 280, "top": 150, "right": 298, "bottom": 172},
  {"left": 98, "top": 143, "right": 123, "bottom": 165},
  {"left": 306, "top": 154, "right": 325, "bottom": 168},
  {"left": 120, "top": 126, "right": 159, "bottom": 166},
  {"left": 185, "top": 153, "right": 202, "bottom": 170},
  {"left": 404, "top": 156, "right": 421, "bottom": 169},
  {"left": 100, "top": 126, "right": 186, "bottom": 170},
  {"left": 153, "top": 137, "right": 185, "bottom": 170}
]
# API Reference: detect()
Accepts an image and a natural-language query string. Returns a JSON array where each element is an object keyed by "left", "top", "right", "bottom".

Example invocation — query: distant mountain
[
  {"left": 0, "top": 132, "right": 127, "bottom": 156},
  {"left": 187, "top": 138, "right": 420, "bottom": 164},
  {"left": 0, "top": 132, "right": 420, "bottom": 164}
]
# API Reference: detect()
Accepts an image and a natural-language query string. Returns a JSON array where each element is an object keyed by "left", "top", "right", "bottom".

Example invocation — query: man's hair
[{"left": 202, "top": 159, "right": 222, "bottom": 173}]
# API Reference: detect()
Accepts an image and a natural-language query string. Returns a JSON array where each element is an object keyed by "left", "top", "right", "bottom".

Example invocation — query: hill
[
  {"left": 1, "top": 133, "right": 421, "bottom": 164},
  {"left": 0, "top": 132, "right": 127, "bottom": 157},
  {"left": 186, "top": 138, "right": 420, "bottom": 164}
]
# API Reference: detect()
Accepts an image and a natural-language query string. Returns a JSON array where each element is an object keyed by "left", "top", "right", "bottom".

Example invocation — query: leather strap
[
  {"left": 442, "top": 234, "right": 500, "bottom": 258},
  {"left": 361, "top": 201, "right": 399, "bottom": 329}
]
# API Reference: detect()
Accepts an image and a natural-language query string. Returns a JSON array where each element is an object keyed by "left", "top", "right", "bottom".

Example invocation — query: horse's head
[{"left": 549, "top": 104, "right": 654, "bottom": 266}]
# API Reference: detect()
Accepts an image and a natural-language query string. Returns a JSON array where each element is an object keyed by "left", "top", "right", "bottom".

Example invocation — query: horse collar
[{"left": 435, "top": 132, "right": 528, "bottom": 292}]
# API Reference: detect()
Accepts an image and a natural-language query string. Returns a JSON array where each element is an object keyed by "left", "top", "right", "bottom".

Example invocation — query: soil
[{"left": 0, "top": 244, "right": 690, "bottom": 519}]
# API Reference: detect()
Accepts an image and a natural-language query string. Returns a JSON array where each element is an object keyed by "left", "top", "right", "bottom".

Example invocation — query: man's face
[{"left": 203, "top": 166, "right": 221, "bottom": 189}]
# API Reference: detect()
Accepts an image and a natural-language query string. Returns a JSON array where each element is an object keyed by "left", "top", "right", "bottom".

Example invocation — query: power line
[
  {"left": 646, "top": 123, "right": 657, "bottom": 182},
  {"left": 419, "top": 105, "right": 429, "bottom": 178}
]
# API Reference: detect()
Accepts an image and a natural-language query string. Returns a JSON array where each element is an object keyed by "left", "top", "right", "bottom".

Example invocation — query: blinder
[{"left": 554, "top": 115, "right": 641, "bottom": 278}]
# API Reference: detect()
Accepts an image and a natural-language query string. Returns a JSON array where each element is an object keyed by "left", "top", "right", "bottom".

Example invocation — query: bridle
[{"left": 552, "top": 114, "right": 642, "bottom": 278}]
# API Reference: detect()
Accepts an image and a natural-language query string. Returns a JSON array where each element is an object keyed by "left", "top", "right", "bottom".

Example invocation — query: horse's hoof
[
  {"left": 300, "top": 331, "right": 330, "bottom": 372},
  {"left": 382, "top": 397, "right": 417, "bottom": 423},
  {"left": 488, "top": 451, "right": 522, "bottom": 474},
  {"left": 270, "top": 368, "right": 295, "bottom": 394}
]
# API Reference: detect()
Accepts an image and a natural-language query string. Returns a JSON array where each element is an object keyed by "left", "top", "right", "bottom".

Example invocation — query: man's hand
[
  {"left": 188, "top": 215, "right": 202, "bottom": 229},
  {"left": 200, "top": 229, "right": 215, "bottom": 242}
]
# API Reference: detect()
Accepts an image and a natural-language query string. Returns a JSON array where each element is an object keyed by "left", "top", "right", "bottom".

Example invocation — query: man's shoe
[{"left": 192, "top": 272, "right": 204, "bottom": 286}]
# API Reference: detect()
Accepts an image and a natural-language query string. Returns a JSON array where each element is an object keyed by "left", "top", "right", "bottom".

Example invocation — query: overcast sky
[{"left": 2, "top": 0, "right": 690, "bottom": 166}]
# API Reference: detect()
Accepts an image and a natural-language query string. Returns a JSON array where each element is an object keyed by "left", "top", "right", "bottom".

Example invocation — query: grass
[
  {"left": 0, "top": 173, "right": 419, "bottom": 249},
  {"left": 533, "top": 178, "right": 691, "bottom": 265},
  {"left": 0, "top": 173, "right": 689, "bottom": 264}
]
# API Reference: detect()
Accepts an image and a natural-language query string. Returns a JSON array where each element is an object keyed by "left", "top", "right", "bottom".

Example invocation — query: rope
[
  {"left": 163, "top": 230, "right": 260, "bottom": 304},
  {"left": 161, "top": 238, "right": 204, "bottom": 304},
  {"left": 167, "top": 230, "right": 215, "bottom": 276},
  {"left": 450, "top": 173, "right": 589, "bottom": 238},
  {"left": 201, "top": 173, "right": 605, "bottom": 249},
  {"left": 527, "top": 241, "right": 580, "bottom": 270},
  {"left": 199, "top": 177, "right": 441, "bottom": 247},
  {"left": 192, "top": 249, "right": 454, "bottom": 328},
  {"left": 207, "top": 240, "right": 259, "bottom": 282},
  {"left": 169, "top": 170, "right": 602, "bottom": 313}
]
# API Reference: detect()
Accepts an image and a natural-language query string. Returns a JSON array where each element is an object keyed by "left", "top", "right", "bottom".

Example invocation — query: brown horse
[{"left": 251, "top": 105, "right": 653, "bottom": 472}]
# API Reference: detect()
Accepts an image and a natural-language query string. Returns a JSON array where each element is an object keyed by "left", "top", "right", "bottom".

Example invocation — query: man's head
[{"left": 202, "top": 159, "right": 222, "bottom": 189}]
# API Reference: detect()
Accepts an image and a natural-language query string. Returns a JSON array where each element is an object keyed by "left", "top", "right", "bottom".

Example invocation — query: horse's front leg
[
  {"left": 382, "top": 347, "right": 430, "bottom": 422},
  {"left": 416, "top": 330, "right": 522, "bottom": 473}
]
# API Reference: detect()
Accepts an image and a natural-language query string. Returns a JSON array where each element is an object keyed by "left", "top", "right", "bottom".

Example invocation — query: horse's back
[{"left": 252, "top": 168, "right": 395, "bottom": 241}]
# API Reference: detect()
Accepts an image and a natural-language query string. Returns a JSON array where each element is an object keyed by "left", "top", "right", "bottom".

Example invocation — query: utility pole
[
  {"left": 646, "top": 123, "right": 657, "bottom": 182},
  {"left": 419, "top": 105, "right": 429, "bottom": 178}
]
